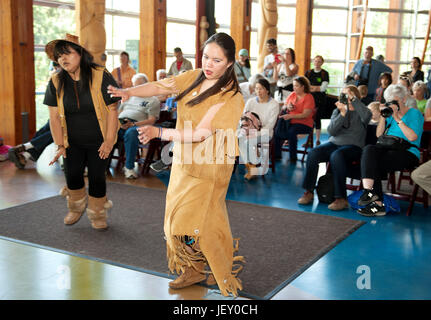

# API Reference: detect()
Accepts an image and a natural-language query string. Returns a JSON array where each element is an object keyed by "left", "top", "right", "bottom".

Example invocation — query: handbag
[
  {"left": 274, "top": 109, "right": 291, "bottom": 140},
  {"left": 376, "top": 121, "right": 419, "bottom": 152}
]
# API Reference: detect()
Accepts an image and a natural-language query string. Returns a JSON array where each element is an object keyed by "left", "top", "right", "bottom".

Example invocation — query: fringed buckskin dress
[{"left": 155, "top": 69, "right": 245, "bottom": 296}]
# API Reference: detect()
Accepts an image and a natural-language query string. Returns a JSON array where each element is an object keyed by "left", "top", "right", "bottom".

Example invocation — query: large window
[
  {"left": 33, "top": 1, "right": 76, "bottom": 129},
  {"left": 166, "top": 0, "right": 196, "bottom": 71}
]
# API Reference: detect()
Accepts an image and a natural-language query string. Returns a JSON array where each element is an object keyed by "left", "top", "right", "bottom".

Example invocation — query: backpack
[{"left": 316, "top": 173, "right": 335, "bottom": 204}]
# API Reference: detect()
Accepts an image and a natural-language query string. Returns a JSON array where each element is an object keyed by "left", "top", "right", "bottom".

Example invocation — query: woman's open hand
[
  {"left": 137, "top": 125, "right": 160, "bottom": 144},
  {"left": 49, "top": 146, "right": 66, "bottom": 166},
  {"left": 107, "top": 85, "right": 130, "bottom": 103},
  {"left": 98, "top": 141, "right": 114, "bottom": 159}
]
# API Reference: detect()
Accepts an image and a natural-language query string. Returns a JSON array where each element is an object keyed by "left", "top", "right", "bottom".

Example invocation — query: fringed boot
[
  {"left": 60, "top": 186, "right": 87, "bottom": 225},
  {"left": 86, "top": 195, "right": 112, "bottom": 231}
]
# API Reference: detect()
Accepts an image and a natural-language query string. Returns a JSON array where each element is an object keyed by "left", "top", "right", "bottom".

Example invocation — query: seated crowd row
[{"left": 6, "top": 44, "right": 431, "bottom": 217}]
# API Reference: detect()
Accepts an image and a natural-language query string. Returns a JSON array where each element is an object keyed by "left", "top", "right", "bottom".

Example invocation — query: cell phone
[{"left": 274, "top": 54, "right": 282, "bottom": 64}]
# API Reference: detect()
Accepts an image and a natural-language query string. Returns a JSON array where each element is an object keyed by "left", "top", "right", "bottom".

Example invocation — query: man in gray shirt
[
  {"left": 117, "top": 73, "right": 160, "bottom": 179},
  {"left": 298, "top": 86, "right": 372, "bottom": 211}
]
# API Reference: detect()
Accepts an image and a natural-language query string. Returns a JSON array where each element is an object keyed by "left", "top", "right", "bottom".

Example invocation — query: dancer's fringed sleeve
[{"left": 155, "top": 69, "right": 245, "bottom": 296}]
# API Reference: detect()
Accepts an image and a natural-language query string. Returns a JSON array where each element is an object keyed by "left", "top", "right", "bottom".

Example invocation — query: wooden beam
[
  {"left": 422, "top": 9, "right": 431, "bottom": 64},
  {"left": 140, "top": 0, "right": 166, "bottom": 81},
  {"left": 354, "top": 0, "right": 368, "bottom": 61},
  {"left": 294, "top": 0, "right": 313, "bottom": 76},
  {"left": 196, "top": 0, "right": 206, "bottom": 68},
  {"left": 230, "top": 0, "right": 252, "bottom": 54},
  {"left": 386, "top": 0, "right": 403, "bottom": 80},
  {"left": 0, "top": 0, "right": 35, "bottom": 145},
  {"left": 75, "top": 0, "right": 106, "bottom": 66},
  {"left": 257, "top": 0, "right": 278, "bottom": 73},
  {"left": 349, "top": 0, "right": 363, "bottom": 71}
]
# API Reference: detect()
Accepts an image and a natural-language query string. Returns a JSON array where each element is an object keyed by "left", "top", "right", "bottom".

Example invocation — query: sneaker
[
  {"left": 298, "top": 191, "right": 314, "bottom": 205},
  {"left": 357, "top": 201, "right": 386, "bottom": 217},
  {"left": 124, "top": 168, "right": 138, "bottom": 179},
  {"left": 8, "top": 145, "right": 27, "bottom": 169},
  {"left": 150, "top": 159, "right": 170, "bottom": 173},
  {"left": 357, "top": 189, "right": 379, "bottom": 206}
]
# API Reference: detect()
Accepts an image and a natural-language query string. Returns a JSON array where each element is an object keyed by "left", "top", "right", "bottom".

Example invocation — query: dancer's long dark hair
[
  {"left": 53, "top": 41, "right": 101, "bottom": 97},
  {"left": 174, "top": 33, "right": 240, "bottom": 107}
]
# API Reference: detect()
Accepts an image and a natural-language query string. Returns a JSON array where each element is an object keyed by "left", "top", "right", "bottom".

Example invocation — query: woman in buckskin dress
[{"left": 108, "top": 33, "right": 245, "bottom": 297}]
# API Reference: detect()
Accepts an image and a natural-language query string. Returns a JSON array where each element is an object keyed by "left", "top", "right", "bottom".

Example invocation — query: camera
[
  {"left": 380, "top": 100, "right": 400, "bottom": 118},
  {"left": 339, "top": 92, "right": 349, "bottom": 105}
]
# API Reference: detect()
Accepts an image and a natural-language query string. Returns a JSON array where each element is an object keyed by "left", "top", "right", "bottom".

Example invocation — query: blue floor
[{"left": 156, "top": 136, "right": 431, "bottom": 300}]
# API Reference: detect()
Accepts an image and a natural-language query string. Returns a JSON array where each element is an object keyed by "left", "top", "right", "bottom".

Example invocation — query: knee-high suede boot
[
  {"left": 86, "top": 195, "right": 112, "bottom": 231},
  {"left": 60, "top": 186, "right": 87, "bottom": 225}
]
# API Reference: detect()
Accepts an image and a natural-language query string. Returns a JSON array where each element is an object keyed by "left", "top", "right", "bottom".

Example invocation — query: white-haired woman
[
  {"left": 412, "top": 80, "right": 428, "bottom": 114},
  {"left": 357, "top": 84, "right": 424, "bottom": 217},
  {"left": 117, "top": 73, "right": 160, "bottom": 178}
]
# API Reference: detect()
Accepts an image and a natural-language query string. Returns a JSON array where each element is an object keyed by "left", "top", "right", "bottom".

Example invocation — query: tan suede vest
[{"left": 51, "top": 67, "right": 118, "bottom": 148}]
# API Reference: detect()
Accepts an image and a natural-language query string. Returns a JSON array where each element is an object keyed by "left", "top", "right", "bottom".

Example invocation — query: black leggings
[
  {"left": 63, "top": 144, "right": 109, "bottom": 198},
  {"left": 361, "top": 145, "right": 419, "bottom": 199}
]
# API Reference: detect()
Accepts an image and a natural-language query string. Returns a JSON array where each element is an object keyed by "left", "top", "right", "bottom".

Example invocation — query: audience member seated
[
  {"left": 412, "top": 160, "right": 431, "bottom": 195},
  {"left": 117, "top": 73, "right": 160, "bottom": 179},
  {"left": 273, "top": 48, "right": 299, "bottom": 104},
  {"left": 238, "top": 78, "right": 280, "bottom": 180},
  {"left": 351, "top": 46, "right": 392, "bottom": 100},
  {"left": 398, "top": 73, "right": 417, "bottom": 108},
  {"left": 234, "top": 49, "right": 251, "bottom": 83},
  {"left": 274, "top": 76, "right": 315, "bottom": 163},
  {"left": 167, "top": 47, "right": 193, "bottom": 76},
  {"left": 305, "top": 55, "right": 330, "bottom": 146},
  {"left": 298, "top": 85, "right": 371, "bottom": 211},
  {"left": 239, "top": 73, "right": 265, "bottom": 104},
  {"left": 356, "top": 84, "right": 424, "bottom": 217},
  {"left": 406, "top": 57, "right": 424, "bottom": 83},
  {"left": 156, "top": 69, "right": 167, "bottom": 81},
  {"left": 358, "top": 85, "right": 374, "bottom": 106},
  {"left": 8, "top": 120, "right": 53, "bottom": 169},
  {"left": 425, "top": 98, "right": 431, "bottom": 121},
  {"left": 375, "top": 72, "right": 392, "bottom": 104},
  {"left": 412, "top": 80, "right": 428, "bottom": 114},
  {"left": 111, "top": 51, "right": 136, "bottom": 88},
  {"left": 367, "top": 101, "right": 381, "bottom": 125}
]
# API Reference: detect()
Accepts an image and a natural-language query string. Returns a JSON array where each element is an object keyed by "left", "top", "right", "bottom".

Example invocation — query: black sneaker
[
  {"left": 150, "top": 159, "right": 170, "bottom": 173},
  {"left": 357, "top": 201, "right": 386, "bottom": 217},
  {"left": 358, "top": 189, "right": 379, "bottom": 206}
]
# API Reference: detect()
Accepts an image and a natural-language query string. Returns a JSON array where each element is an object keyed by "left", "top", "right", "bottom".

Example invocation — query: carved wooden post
[
  {"left": 257, "top": 0, "right": 278, "bottom": 72},
  {"left": 75, "top": 0, "right": 106, "bottom": 66}
]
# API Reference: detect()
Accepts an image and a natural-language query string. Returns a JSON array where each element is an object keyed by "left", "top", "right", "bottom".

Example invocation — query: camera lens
[{"left": 380, "top": 107, "right": 393, "bottom": 118}]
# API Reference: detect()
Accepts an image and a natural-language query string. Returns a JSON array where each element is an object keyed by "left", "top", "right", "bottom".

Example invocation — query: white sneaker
[{"left": 124, "top": 168, "right": 138, "bottom": 179}]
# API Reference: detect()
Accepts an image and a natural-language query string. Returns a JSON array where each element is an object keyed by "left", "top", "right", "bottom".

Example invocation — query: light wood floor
[{"left": 0, "top": 144, "right": 317, "bottom": 300}]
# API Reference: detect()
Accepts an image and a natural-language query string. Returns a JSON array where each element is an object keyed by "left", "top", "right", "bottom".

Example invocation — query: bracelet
[{"left": 397, "top": 120, "right": 403, "bottom": 125}]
